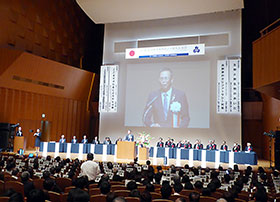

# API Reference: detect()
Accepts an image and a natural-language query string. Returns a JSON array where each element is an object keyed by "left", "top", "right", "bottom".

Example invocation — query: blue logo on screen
[{"left": 193, "top": 46, "right": 200, "bottom": 53}]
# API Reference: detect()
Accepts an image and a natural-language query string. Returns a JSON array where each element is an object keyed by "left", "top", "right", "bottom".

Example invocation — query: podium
[
  {"left": 117, "top": 141, "right": 136, "bottom": 161},
  {"left": 139, "top": 147, "right": 149, "bottom": 161},
  {"left": 14, "top": 136, "right": 24, "bottom": 153}
]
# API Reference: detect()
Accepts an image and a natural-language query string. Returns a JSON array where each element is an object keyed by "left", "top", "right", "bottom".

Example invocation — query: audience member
[{"left": 80, "top": 153, "right": 100, "bottom": 183}]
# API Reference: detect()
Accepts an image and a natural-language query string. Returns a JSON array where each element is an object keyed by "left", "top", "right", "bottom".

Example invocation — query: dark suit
[
  {"left": 125, "top": 134, "right": 134, "bottom": 141},
  {"left": 71, "top": 139, "right": 77, "bottom": 144},
  {"left": 81, "top": 139, "right": 88, "bottom": 144},
  {"left": 220, "top": 145, "right": 228, "bottom": 151},
  {"left": 245, "top": 146, "right": 253, "bottom": 152},
  {"left": 23, "top": 181, "right": 35, "bottom": 197},
  {"left": 194, "top": 144, "right": 203, "bottom": 150},
  {"left": 157, "top": 141, "right": 164, "bottom": 147},
  {"left": 232, "top": 145, "right": 240, "bottom": 152},
  {"left": 165, "top": 141, "right": 171, "bottom": 147},
  {"left": 177, "top": 143, "right": 184, "bottom": 148},
  {"left": 16, "top": 131, "right": 23, "bottom": 136},
  {"left": 104, "top": 140, "right": 112, "bottom": 145},
  {"left": 92, "top": 140, "right": 99, "bottom": 144},
  {"left": 143, "top": 88, "right": 190, "bottom": 128},
  {"left": 59, "top": 138, "right": 66, "bottom": 143},
  {"left": 184, "top": 143, "right": 192, "bottom": 149}
]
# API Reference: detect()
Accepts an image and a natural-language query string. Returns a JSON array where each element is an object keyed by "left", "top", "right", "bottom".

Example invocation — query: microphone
[{"left": 143, "top": 96, "right": 158, "bottom": 126}]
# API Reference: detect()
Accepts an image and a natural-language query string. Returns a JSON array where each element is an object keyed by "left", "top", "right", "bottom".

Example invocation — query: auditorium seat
[
  {"left": 5, "top": 181, "right": 24, "bottom": 196},
  {"left": 55, "top": 177, "right": 72, "bottom": 192},
  {"left": 234, "top": 198, "right": 247, "bottom": 202},
  {"left": 48, "top": 191, "right": 61, "bottom": 202},
  {"left": 110, "top": 181, "right": 124, "bottom": 185},
  {"left": 114, "top": 190, "right": 131, "bottom": 197},
  {"left": 152, "top": 199, "right": 173, "bottom": 202},
  {"left": 0, "top": 196, "right": 9, "bottom": 202},
  {"left": 61, "top": 192, "right": 69, "bottom": 202},
  {"left": 90, "top": 194, "right": 106, "bottom": 202},
  {"left": 180, "top": 189, "right": 199, "bottom": 196},
  {"left": 155, "top": 188, "right": 161, "bottom": 193},
  {"left": 89, "top": 183, "right": 98, "bottom": 189},
  {"left": 137, "top": 186, "right": 146, "bottom": 192},
  {"left": 169, "top": 194, "right": 188, "bottom": 201},
  {"left": 65, "top": 186, "right": 76, "bottom": 193},
  {"left": 111, "top": 185, "right": 127, "bottom": 191},
  {"left": 33, "top": 178, "right": 44, "bottom": 190},
  {"left": 199, "top": 196, "right": 217, "bottom": 202},
  {"left": 150, "top": 192, "right": 162, "bottom": 199},
  {"left": 238, "top": 193, "right": 249, "bottom": 201},
  {"left": 125, "top": 197, "right": 141, "bottom": 202},
  {"left": 210, "top": 191, "right": 223, "bottom": 199},
  {"left": 89, "top": 187, "right": 100, "bottom": 195},
  {"left": 0, "top": 180, "right": 5, "bottom": 195}
]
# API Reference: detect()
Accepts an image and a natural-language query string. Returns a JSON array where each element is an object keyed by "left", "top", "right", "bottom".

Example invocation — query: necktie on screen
[{"left": 163, "top": 93, "right": 168, "bottom": 120}]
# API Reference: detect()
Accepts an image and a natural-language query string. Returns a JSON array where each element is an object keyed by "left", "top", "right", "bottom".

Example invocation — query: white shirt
[
  {"left": 161, "top": 88, "right": 172, "bottom": 110},
  {"left": 80, "top": 160, "right": 100, "bottom": 181}
]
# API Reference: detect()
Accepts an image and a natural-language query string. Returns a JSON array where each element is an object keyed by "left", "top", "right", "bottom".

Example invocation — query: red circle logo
[{"left": 129, "top": 50, "right": 135, "bottom": 56}]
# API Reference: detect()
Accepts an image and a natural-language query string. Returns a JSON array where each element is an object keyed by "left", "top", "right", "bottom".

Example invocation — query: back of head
[
  {"left": 201, "top": 188, "right": 211, "bottom": 196},
  {"left": 107, "top": 192, "right": 117, "bottom": 202},
  {"left": 68, "top": 188, "right": 90, "bottom": 202},
  {"left": 100, "top": 181, "right": 111, "bottom": 195},
  {"left": 43, "top": 178, "right": 55, "bottom": 190},
  {"left": 194, "top": 181, "right": 203, "bottom": 189},
  {"left": 145, "top": 183, "right": 155, "bottom": 192},
  {"left": 43, "top": 171, "right": 51, "bottom": 179},
  {"left": 27, "top": 189, "right": 45, "bottom": 202},
  {"left": 174, "top": 183, "right": 183, "bottom": 194},
  {"left": 130, "top": 189, "right": 141, "bottom": 198},
  {"left": 21, "top": 171, "right": 30, "bottom": 182},
  {"left": 127, "top": 181, "right": 137, "bottom": 191},
  {"left": 140, "top": 190, "right": 151, "bottom": 202},
  {"left": 207, "top": 182, "right": 216, "bottom": 192},
  {"left": 112, "top": 197, "right": 127, "bottom": 202},
  {"left": 175, "top": 198, "right": 186, "bottom": 202},
  {"left": 189, "top": 192, "right": 200, "bottom": 202},
  {"left": 87, "top": 153, "right": 94, "bottom": 160},
  {"left": 184, "top": 181, "right": 194, "bottom": 190},
  {"left": 160, "top": 184, "right": 172, "bottom": 199}
]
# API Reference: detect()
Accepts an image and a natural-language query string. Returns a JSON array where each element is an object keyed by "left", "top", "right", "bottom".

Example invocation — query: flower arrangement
[{"left": 136, "top": 132, "right": 151, "bottom": 148}]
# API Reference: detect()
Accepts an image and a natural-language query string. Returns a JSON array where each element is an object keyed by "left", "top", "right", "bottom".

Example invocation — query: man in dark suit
[
  {"left": 16, "top": 126, "right": 23, "bottom": 136},
  {"left": 177, "top": 140, "right": 184, "bottom": 148},
  {"left": 71, "top": 136, "right": 77, "bottom": 144},
  {"left": 81, "top": 135, "right": 88, "bottom": 144},
  {"left": 59, "top": 135, "right": 66, "bottom": 143},
  {"left": 184, "top": 140, "right": 192, "bottom": 149},
  {"left": 206, "top": 140, "right": 212, "bottom": 150},
  {"left": 220, "top": 140, "right": 228, "bottom": 151},
  {"left": 143, "top": 68, "right": 190, "bottom": 128},
  {"left": 92, "top": 136, "right": 99, "bottom": 144},
  {"left": 211, "top": 140, "right": 217, "bottom": 150},
  {"left": 165, "top": 137, "right": 171, "bottom": 147},
  {"left": 124, "top": 129, "right": 134, "bottom": 141},
  {"left": 245, "top": 142, "right": 253, "bottom": 152},
  {"left": 103, "top": 137, "right": 112, "bottom": 145},
  {"left": 232, "top": 142, "right": 241, "bottom": 152},
  {"left": 157, "top": 138, "right": 164, "bottom": 147},
  {"left": 193, "top": 139, "right": 203, "bottom": 150},
  {"left": 21, "top": 171, "right": 35, "bottom": 197}
]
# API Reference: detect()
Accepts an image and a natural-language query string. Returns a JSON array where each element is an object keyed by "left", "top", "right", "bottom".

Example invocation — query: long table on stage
[{"left": 39, "top": 142, "right": 257, "bottom": 165}]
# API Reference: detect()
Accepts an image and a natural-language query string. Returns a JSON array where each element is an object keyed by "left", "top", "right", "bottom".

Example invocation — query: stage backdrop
[{"left": 100, "top": 10, "right": 241, "bottom": 148}]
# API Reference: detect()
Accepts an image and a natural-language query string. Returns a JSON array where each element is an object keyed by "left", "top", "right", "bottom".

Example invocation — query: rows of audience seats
[{"left": 0, "top": 152, "right": 280, "bottom": 202}]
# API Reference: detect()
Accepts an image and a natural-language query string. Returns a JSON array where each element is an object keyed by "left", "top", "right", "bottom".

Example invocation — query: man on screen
[{"left": 143, "top": 68, "right": 190, "bottom": 128}]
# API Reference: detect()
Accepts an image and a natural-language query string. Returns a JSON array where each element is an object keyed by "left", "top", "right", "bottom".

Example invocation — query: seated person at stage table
[
  {"left": 193, "top": 139, "right": 203, "bottom": 150},
  {"left": 59, "top": 135, "right": 66, "bottom": 143},
  {"left": 165, "top": 137, "right": 171, "bottom": 147},
  {"left": 124, "top": 129, "right": 134, "bottom": 141},
  {"left": 92, "top": 136, "right": 99, "bottom": 144},
  {"left": 71, "top": 136, "right": 78, "bottom": 144},
  {"left": 232, "top": 142, "right": 241, "bottom": 152},
  {"left": 115, "top": 137, "right": 122, "bottom": 144},
  {"left": 184, "top": 140, "right": 192, "bottom": 149},
  {"left": 220, "top": 140, "right": 228, "bottom": 151},
  {"left": 157, "top": 137, "right": 164, "bottom": 147},
  {"left": 245, "top": 142, "right": 253, "bottom": 152},
  {"left": 103, "top": 137, "right": 112, "bottom": 145},
  {"left": 143, "top": 68, "right": 190, "bottom": 128},
  {"left": 206, "top": 140, "right": 212, "bottom": 150},
  {"left": 16, "top": 126, "right": 23, "bottom": 136},
  {"left": 211, "top": 140, "right": 217, "bottom": 150},
  {"left": 169, "top": 139, "right": 176, "bottom": 148},
  {"left": 177, "top": 140, "right": 185, "bottom": 148},
  {"left": 81, "top": 135, "right": 88, "bottom": 144}
]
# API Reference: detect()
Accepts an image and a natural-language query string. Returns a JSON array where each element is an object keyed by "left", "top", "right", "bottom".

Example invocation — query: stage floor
[{"left": 21, "top": 150, "right": 271, "bottom": 171}]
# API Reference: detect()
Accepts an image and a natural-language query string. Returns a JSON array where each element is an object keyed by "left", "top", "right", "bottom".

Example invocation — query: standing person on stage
[
  {"left": 211, "top": 140, "right": 217, "bottom": 150},
  {"left": 245, "top": 142, "right": 253, "bottom": 152},
  {"left": 177, "top": 140, "right": 184, "bottom": 148},
  {"left": 220, "top": 140, "right": 228, "bottom": 151},
  {"left": 232, "top": 142, "right": 241, "bottom": 152},
  {"left": 71, "top": 136, "right": 77, "bottom": 144},
  {"left": 33, "top": 129, "right": 41, "bottom": 153},
  {"left": 165, "top": 137, "right": 171, "bottom": 147},
  {"left": 184, "top": 140, "right": 192, "bottom": 149},
  {"left": 80, "top": 153, "right": 100, "bottom": 183},
  {"left": 124, "top": 129, "right": 134, "bottom": 141},
  {"left": 81, "top": 135, "right": 88, "bottom": 144},
  {"left": 16, "top": 126, "right": 23, "bottom": 137},
  {"left": 92, "top": 136, "right": 99, "bottom": 144},
  {"left": 157, "top": 138, "right": 164, "bottom": 147},
  {"left": 59, "top": 135, "right": 66, "bottom": 143},
  {"left": 194, "top": 139, "right": 203, "bottom": 150},
  {"left": 103, "top": 137, "right": 112, "bottom": 145},
  {"left": 143, "top": 68, "right": 190, "bottom": 128}
]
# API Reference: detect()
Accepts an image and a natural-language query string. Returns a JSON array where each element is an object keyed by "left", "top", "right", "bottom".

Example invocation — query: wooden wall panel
[
  {"left": 253, "top": 26, "right": 280, "bottom": 89},
  {"left": 0, "top": 87, "right": 90, "bottom": 149}
]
